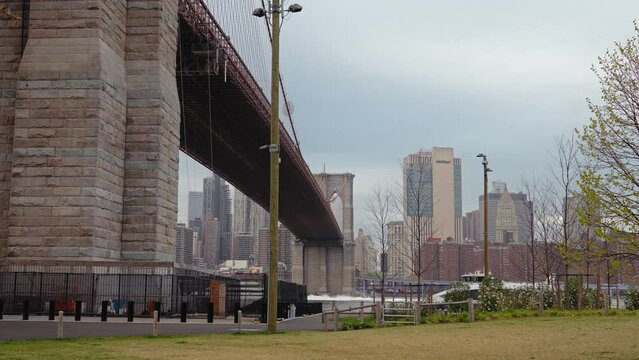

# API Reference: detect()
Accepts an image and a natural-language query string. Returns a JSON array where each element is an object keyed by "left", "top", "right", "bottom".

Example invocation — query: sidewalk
[{"left": 0, "top": 313, "right": 329, "bottom": 340}]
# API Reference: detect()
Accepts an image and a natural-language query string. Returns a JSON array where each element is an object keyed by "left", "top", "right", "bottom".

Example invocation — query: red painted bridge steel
[{"left": 177, "top": 0, "right": 343, "bottom": 243}]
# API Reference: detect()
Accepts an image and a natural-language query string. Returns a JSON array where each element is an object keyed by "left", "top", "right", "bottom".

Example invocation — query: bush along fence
[{"left": 327, "top": 276, "right": 639, "bottom": 331}]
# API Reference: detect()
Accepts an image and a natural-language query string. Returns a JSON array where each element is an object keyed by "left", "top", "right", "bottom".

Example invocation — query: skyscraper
[
  {"left": 203, "top": 174, "right": 232, "bottom": 263},
  {"left": 257, "top": 226, "right": 294, "bottom": 272},
  {"left": 233, "top": 233, "right": 255, "bottom": 262},
  {"left": 403, "top": 147, "right": 462, "bottom": 241},
  {"left": 478, "top": 182, "right": 531, "bottom": 244},
  {"left": 387, "top": 220, "right": 409, "bottom": 278},
  {"left": 355, "top": 229, "right": 374, "bottom": 275},
  {"left": 495, "top": 188, "right": 518, "bottom": 243},
  {"left": 175, "top": 223, "right": 194, "bottom": 265},
  {"left": 202, "top": 215, "right": 219, "bottom": 268},
  {"left": 233, "top": 189, "right": 270, "bottom": 257},
  {"left": 187, "top": 191, "right": 203, "bottom": 223}
]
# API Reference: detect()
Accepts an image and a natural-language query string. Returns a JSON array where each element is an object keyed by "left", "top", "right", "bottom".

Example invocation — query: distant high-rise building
[
  {"left": 403, "top": 147, "right": 462, "bottom": 242},
  {"left": 189, "top": 217, "right": 203, "bottom": 250},
  {"left": 233, "top": 190, "right": 252, "bottom": 235},
  {"left": 257, "top": 228, "right": 269, "bottom": 268},
  {"left": 387, "top": 220, "right": 409, "bottom": 278},
  {"left": 203, "top": 175, "right": 232, "bottom": 263},
  {"left": 188, "top": 191, "right": 203, "bottom": 223},
  {"left": 479, "top": 182, "right": 530, "bottom": 244},
  {"left": 175, "top": 223, "right": 194, "bottom": 265},
  {"left": 257, "top": 226, "right": 294, "bottom": 272},
  {"left": 464, "top": 209, "right": 480, "bottom": 242},
  {"left": 355, "top": 229, "right": 374, "bottom": 275},
  {"left": 233, "top": 189, "right": 270, "bottom": 257},
  {"left": 495, "top": 188, "right": 518, "bottom": 243},
  {"left": 233, "top": 233, "right": 255, "bottom": 262},
  {"left": 202, "top": 215, "right": 219, "bottom": 268}
]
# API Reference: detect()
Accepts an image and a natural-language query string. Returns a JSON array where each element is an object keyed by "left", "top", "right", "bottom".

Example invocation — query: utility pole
[
  {"left": 253, "top": 0, "right": 303, "bottom": 334},
  {"left": 267, "top": 0, "right": 281, "bottom": 334},
  {"left": 477, "top": 154, "right": 491, "bottom": 277}
]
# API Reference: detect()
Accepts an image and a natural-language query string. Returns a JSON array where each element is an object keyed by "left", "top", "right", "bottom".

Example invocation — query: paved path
[{"left": 0, "top": 314, "right": 330, "bottom": 341}]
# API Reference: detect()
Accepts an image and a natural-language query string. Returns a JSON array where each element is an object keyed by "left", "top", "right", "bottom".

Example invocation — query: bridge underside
[{"left": 176, "top": 19, "right": 342, "bottom": 243}]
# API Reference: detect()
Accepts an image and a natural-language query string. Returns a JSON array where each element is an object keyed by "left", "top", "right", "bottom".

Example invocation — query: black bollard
[
  {"left": 127, "top": 301, "right": 134, "bottom": 322},
  {"left": 0, "top": 299, "right": 4, "bottom": 320},
  {"left": 75, "top": 300, "right": 82, "bottom": 321},
  {"left": 101, "top": 301, "right": 108, "bottom": 322},
  {"left": 154, "top": 301, "right": 161, "bottom": 323},
  {"left": 207, "top": 302, "right": 214, "bottom": 323},
  {"left": 180, "top": 301, "right": 187, "bottom": 323},
  {"left": 234, "top": 303, "right": 240, "bottom": 324},
  {"left": 48, "top": 300, "right": 56, "bottom": 321},
  {"left": 260, "top": 301, "right": 267, "bottom": 323},
  {"left": 22, "top": 300, "right": 29, "bottom": 320}
]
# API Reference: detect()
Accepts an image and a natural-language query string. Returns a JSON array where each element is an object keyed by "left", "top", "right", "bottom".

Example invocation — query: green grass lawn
[{"left": 2, "top": 314, "right": 639, "bottom": 360}]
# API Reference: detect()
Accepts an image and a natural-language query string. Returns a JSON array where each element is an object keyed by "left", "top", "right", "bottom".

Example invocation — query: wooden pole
[
  {"left": 468, "top": 298, "right": 475, "bottom": 322},
  {"left": 267, "top": 0, "right": 282, "bottom": 336}
]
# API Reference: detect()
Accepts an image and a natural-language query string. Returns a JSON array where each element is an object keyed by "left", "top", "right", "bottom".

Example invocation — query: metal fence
[
  {"left": 0, "top": 271, "right": 240, "bottom": 317},
  {"left": 226, "top": 274, "right": 316, "bottom": 321}
]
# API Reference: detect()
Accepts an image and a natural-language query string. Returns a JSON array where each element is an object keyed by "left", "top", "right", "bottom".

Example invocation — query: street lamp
[
  {"left": 476, "top": 154, "right": 492, "bottom": 278},
  {"left": 253, "top": 0, "right": 303, "bottom": 334}
]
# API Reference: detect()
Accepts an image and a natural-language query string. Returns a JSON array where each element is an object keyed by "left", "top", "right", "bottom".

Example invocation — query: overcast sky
[{"left": 178, "top": 0, "right": 639, "bottom": 232}]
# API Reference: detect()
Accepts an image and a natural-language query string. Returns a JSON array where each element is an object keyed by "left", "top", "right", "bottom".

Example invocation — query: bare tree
[
  {"left": 365, "top": 184, "right": 395, "bottom": 305},
  {"left": 394, "top": 156, "right": 440, "bottom": 302},
  {"left": 518, "top": 176, "right": 539, "bottom": 286},
  {"left": 547, "top": 134, "right": 582, "bottom": 307}
]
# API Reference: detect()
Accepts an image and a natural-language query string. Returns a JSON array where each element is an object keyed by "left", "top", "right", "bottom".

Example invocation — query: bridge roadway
[
  {"left": 177, "top": 0, "right": 343, "bottom": 243},
  {"left": 0, "top": 314, "right": 327, "bottom": 340}
]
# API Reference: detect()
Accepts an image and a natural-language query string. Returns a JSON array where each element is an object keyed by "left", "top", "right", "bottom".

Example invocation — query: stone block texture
[
  {"left": 0, "top": 0, "right": 180, "bottom": 262},
  {"left": 0, "top": 1, "right": 25, "bottom": 258},
  {"left": 302, "top": 173, "right": 355, "bottom": 294},
  {"left": 122, "top": 0, "right": 180, "bottom": 261}
]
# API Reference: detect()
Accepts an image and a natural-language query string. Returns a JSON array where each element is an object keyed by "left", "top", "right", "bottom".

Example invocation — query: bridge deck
[{"left": 177, "top": 1, "right": 343, "bottom": 242}]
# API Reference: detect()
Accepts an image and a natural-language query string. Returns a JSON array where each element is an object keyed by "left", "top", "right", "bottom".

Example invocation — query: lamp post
[
  {"left": 253, "top": 1, "right": 303, "bottom": 334},
  {"left": 476, "top": 154, "right": 492, "bottom": 278}
]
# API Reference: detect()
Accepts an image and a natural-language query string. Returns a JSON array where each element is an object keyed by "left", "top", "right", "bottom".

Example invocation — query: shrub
[
  {"left": 624, "top": 287, "right": 639, "bottom": 310},
  {"left": 479, "top": 277, "right": 505, "bottom": 312},
  {"left": 502, "top": 285, "right": 555, "bottom": 310},
  {"left": 443, "top": 282, "right": 471, "bottom": 312},
  {"left": 563, "top": 277, "right": 599, "bottom": 309},
  {"left": 339, "top": 315, "right": 376, "bottom": 330}
]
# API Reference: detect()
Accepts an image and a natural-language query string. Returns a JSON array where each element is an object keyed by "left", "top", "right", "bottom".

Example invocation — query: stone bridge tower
[
  {"left": 0, "top": 0, "right": 181, "bottom": 265},
  {"left": 291, "top": 172, "right": 355, "bottom": 294}
]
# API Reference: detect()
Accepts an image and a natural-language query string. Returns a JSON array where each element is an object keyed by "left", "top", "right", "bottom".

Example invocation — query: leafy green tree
[{"left": 578, "top": 23, "right": 639, "bottom": 260}]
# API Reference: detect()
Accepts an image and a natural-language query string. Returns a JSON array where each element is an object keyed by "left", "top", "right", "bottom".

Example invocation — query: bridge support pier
[
  {"left": 292, "top": 172, "right": 356, "bottom": 294},
  {"left": 0, "top": 0, "right": 180, "bottom": 262},
  {"left": 293, "top": 242, "right": 354, "bottom": 295}
]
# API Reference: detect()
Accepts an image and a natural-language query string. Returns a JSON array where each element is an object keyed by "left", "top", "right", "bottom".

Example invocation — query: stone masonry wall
[
  {"left": 0, "top": 2, "right": 25, "bottom": 258},
  {"left": 9, "top": 0, "right": 128, "bottom": 260},
  {"left": 121, "top": 0, "right": 180, "bottom": 261},
  {"left": 0, "top": 0, "right": 180, "bottom": 263}
]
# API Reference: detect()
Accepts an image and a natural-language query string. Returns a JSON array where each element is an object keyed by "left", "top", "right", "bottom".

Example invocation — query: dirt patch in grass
[{"left": 1, "top": 316, "right": 638, "bottom": 359}]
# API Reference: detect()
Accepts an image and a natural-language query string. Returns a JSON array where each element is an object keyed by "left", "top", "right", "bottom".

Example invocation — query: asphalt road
[{"left": 0, "top": 314, "right": 328, "bottom": 341}]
